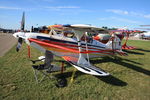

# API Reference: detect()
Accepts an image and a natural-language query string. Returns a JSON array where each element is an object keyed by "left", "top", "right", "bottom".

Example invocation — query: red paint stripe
[
  {"left": 62, "top": 56, "right": 78, "bottom": 62},
  {"left": 29, "top": 38, "right": 80, "bottom": 53},
  {"left": 29, "top": 38, "right": 118, "bottom": 55},
  {"left": 42, "top": 40, "right": 79, "bottom": 49},
  {"left": 42, "top": 39, "right": 112, "bottom": 52}
]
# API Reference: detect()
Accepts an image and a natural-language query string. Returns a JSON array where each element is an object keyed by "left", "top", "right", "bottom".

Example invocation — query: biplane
[
  {"left": 13, "top": 13, "right": 127, "bottom": 86},
  {"left": 110, "top": 29, "right": 138, "bottom": 50},
  {"left": 94, "top": 29, "right": 141, "bottom": 50},
  {"left": 136, "top": 25, "right": 150, "bottom": 39}
]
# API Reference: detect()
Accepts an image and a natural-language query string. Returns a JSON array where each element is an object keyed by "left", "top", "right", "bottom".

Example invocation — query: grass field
[{"left": 0, "top": 40, "right": 150, "bottom": 100}]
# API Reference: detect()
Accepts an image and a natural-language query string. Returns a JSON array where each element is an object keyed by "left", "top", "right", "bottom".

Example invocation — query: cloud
[
  {"left": 112, "top": 17, "right": 140, "bottom": 24},
  {"left": 45, "top": 6, "right": 80, "bottom": 10},
  {"left": 98, "top": 18, "right": 109, "bottom": 21},
  {"left": 26, "top": 0, "right": 54, "bottom": 4},
  {"left": 99, "top": 17, "right": 140, "bottom": 24},
  {"left": 44, "top": 6, "right": 81, "bottom": 12},
  {"left": 44, "top": 6, "right": 94, "bottom": 15},
  {"left": 143, "top": 14, "right": 150, "bottom": 18},
  {"left": 0, "top": 6, "right": 22, "bottom": 10},
  {"left": 106, "top": 9, "right": 129, "bottom": 15},
  {"left": 106, "top": 9, "right": 150, "bottom": 19}
]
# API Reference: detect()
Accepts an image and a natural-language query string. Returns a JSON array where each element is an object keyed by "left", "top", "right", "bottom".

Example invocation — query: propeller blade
[
  {"left": 16, "top": 37, "right": 23, "bottom": 52},
  {"left": 15, "top": 12, "right": 25, "bottom": 52},
  {"left": 21, "top": 12, "right": 25, "bottom": 31}
]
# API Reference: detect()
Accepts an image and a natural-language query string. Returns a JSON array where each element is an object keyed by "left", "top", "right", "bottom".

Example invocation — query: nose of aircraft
[
  {"left": 13, "top": 32, "right": 25, "bottom": 39},
  {"left": 13, "top": 32, "right": 19, "bottom": 38},
  {"left": 13, "top": 32, "right": 24, "bottom": 52}
]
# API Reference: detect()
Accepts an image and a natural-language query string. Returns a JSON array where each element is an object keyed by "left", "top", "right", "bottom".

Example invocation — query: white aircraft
[
  {"left": 136, "top": 25, "right": 150, "bottom": 39},
  {"left": 141, "top": 31, "right": 150, "bottom": 39},
  {"left": 13, "top": 13, "right": 127, "bottom": 77}
]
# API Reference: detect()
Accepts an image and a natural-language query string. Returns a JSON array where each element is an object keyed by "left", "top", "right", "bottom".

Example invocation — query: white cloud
[
  {"left": 45, "top": 6, "right": 80, "bottom": 9},
  {"left": 27, "top": 0, "right": 54, "bottom": 4},
  {"left": 106, "top": 9, "right": 150, "bottom": 19},
  {"left": 112, "top": 17, "right": 140, "bottom": 24},
  {"left": 98, "top": 17, "right": 108, "bottom": 20},
  {"left": 44, "top": 6, "right": 81, "bottom": 12},
  {"left": 44, "top": 6, "right": 94, "bottom": 14},
  {"left": 106, "top": 9, "right": 129, "bottom": 15},
  {"left": 0, "top": 6, "right": 22, "bottom": 10},
  {"left": 143, "top": 14, "right": 150, "bottom": 18},
  {"left": 99, "top": 17, "right": 140, "bottom": 24}
]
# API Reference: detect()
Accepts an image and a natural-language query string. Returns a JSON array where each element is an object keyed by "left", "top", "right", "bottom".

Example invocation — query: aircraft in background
[
  {"left": 93, "top": 28, "right": 141, "bottom": 50},
  {"left": 141, "top": 31, "right": 150, "bottom": 39},
  {"left": 135, "top": 25, "right": 150, "bottom": 39}
]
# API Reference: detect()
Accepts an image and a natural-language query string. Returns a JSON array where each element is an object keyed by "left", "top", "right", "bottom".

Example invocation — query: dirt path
[{"left": 0, "top": 33, "right": 17, "bottom": 57}]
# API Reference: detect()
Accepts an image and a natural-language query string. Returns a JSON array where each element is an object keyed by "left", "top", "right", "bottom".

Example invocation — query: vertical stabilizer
[{"left": 106, "top": 34, "right": 122, "bottom": 50}]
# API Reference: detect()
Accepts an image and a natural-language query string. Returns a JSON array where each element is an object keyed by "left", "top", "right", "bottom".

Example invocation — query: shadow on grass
[
  {"left": 54, "top": 60, "right": 72, "bottom": 68},
  {"left": 116, "top": 60, "right": 150, "bottom": 76},
  {"left": 123, "top": 50, "right": 144, "bottom": 55},
  {"left": 95, "top": 75, "right": 127, "bottom": 86},
  {"left": 55, "top": 71, "right": 84, "bottom": 79},
  {"left": 53, "top": 66, "right": 127, "bottom": 86},
  {"left": 52, "top": 55, "right": 150, "bottom": 87},
  {"left": 55, "top": 71, "right": 127, "bottom": 86},
  {"left": 91, "top": 57, "right": 150, "bottom": 76},
  {"left": 135, "top": 48, "right": 150, "bottom": 52},
  {"left": 122, "top": 59, "right": 142, "bottom": 65}
]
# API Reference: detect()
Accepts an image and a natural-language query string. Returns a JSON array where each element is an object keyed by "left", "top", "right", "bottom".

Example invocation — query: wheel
[{"left": 55, "top": 77, "right": 67, "bottom": 88}]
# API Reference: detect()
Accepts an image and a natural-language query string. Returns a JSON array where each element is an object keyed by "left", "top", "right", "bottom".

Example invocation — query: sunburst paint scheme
[{"left": 13, "top": 24, "right": 127, "bottom": 76}]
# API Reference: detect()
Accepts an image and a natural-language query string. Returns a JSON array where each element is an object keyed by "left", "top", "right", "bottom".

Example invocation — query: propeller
[
  {"left": 15, "top": 12, "right": 25, "bottom": 52},
  {"left": 14, "top": 12, "right": 31, "bottom": 58}
]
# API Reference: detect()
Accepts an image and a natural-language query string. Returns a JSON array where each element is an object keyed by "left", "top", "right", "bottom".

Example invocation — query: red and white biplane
[{"left": 13, "top": 13, "right": 127, "bottom": 78}]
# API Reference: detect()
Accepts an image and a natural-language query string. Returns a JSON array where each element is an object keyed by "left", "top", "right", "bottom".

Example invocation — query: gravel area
[{"left": 0, "top": 33, "right": 17, "bottom": 57}]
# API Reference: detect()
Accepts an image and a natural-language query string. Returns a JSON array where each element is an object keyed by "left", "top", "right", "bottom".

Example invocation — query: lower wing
[{"left": 62, "top": 56, "right": 109, "bottom": 76}]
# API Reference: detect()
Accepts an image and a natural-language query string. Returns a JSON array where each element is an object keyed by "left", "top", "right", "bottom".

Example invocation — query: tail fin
[{"left": 106, "top": 34, "right": 122, "bottom": 50}]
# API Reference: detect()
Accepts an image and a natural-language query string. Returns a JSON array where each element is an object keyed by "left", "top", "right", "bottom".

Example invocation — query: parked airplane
[
  {"left": 13, "top": 13, "right": 127, "bottom": 77},
  {"left": 141, "top": 31, "right": 150, "bottom": 39},
  {"left": 93, "top": 29, "right": 140, "bottom": 50}
]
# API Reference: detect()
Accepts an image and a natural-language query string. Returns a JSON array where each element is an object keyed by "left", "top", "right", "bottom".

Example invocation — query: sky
[{"left": 0, "top": 0, "right": 150, "bottom": 30}]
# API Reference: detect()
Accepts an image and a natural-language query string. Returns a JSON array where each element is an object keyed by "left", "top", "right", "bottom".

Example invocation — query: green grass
[{"left": 0, "top": 40, "right": 150, "bottom": 100}]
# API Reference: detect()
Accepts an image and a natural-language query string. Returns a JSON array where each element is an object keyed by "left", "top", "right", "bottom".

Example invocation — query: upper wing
[{"left": 62, "top": 56, "right": 109, "bottom": 76}]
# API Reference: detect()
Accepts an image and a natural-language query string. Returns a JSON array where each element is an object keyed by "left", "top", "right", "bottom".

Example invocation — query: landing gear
[
  {"left": 31, "top": 50, "right": 68, "bottom": 87},
  {"left": 55, "top": 77, "right": 67, "bottom": 88}
]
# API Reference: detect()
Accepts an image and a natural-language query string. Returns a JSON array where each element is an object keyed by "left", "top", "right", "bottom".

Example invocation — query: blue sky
[{"left": 0, "top": 0, "right": 150, "bottom": 30}]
